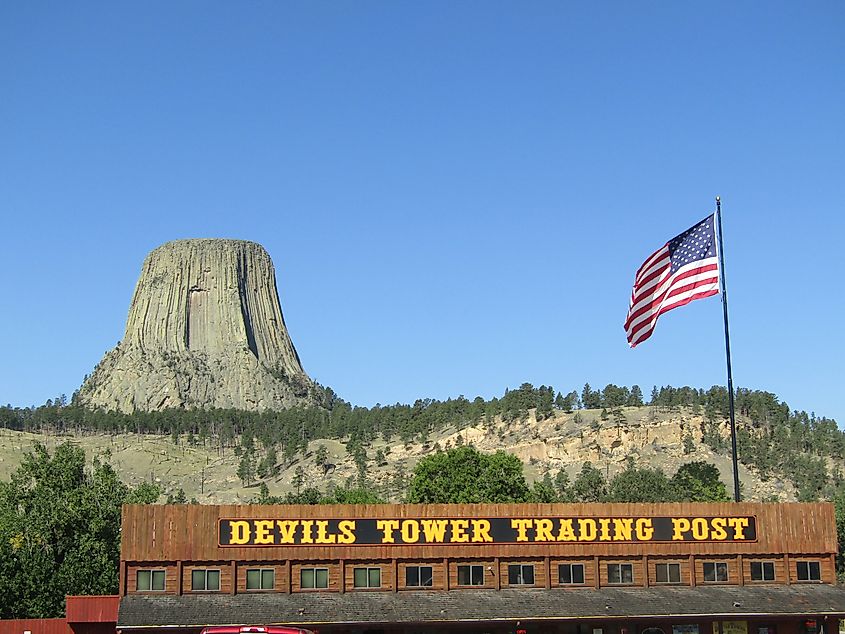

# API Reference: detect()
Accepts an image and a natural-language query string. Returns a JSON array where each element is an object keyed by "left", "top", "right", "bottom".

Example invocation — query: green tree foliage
[
  {"left": 251, "top": 485, "right": 384, "bottom": 505},
  {"left": 581, "top": 384, "right": 601, "bottom": 409},
  {"left": 572, "top": 462, "right": 607, "bottom": 502},
  {"left": 628, "top": 385, "right": 644, "bottom": 407},
  {"left": 607, "top": 461, "right": 673, "bottom": 502},
  {"left": 0, "top": 443, "right": 159, "bottom": 618},
  {"left": 406, "top": 446, "right": 531, "bottom": 503},
  {"left": 670, "top": 462, "right": 730, "bottom": 502},
  {"left": 554, "top": 470, "right": 575, "bottom": 502}
]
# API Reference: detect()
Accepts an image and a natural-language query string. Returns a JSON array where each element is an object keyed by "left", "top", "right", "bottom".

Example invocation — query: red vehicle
[{"left": 200, "top": 627, "right": 314, "bottom": 634}]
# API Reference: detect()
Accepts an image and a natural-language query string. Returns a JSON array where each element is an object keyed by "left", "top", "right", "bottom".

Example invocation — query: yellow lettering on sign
[
  {"left": 613, "top": 518, "right": 633, "bottom": 541},
  {"left": 337, "top": 520, "right": 356, "bottom": 544},
  {"left": 534, "top": 519, "right": 555, "bottom": 542},
  {"left": 228, "top": 520, "right": 251, "bottom": 545},
  {"left": 315, "top": 520, "right": 336, "bottom": 544},
  {"left": 672, "top": 518, "right": 691, "bottom": 540},
  {"left": 598, "top": 518, "right": 612, "bottom": 541},
  {"left": 254, "top": 520, "right": 275, "bottom": 545},
  {"left": 511, "top": 519, "right": 532, "bottom": 542},
  {"left": 635, "top": 518, "right": 654, "bottom": 540},
  {"left": 300, "top": 520, "right": 315, "bottom": 544},
  {"left": 692, "top": 517, "right": 709, "bottom": 540},
  {"left": 556, "top": 519, "right": 577, "bottom": 542},
  {"left": 471, "top": 519, "right": 493, "bottom": 543},
  {"left": 578, "top": 519, "right": 597, "bottom": 541},
  {"left": 727, "top": 517, "right": 749, "bottom": 539},
  {"left": 377, "top": 520, "right": 400, "bottom": 543},
  {"left": 421, "top": 520, "right": 449, "bottom": 543},
  {"left": 711, "top": 517, "right": 728, "bottom": 540},
  {"left": 276, "top": 520, "right": 299, "bottom": 544},
  {"left": 451, "top": 519, "right": 470, "bottom": 542},
  {"left": 401, "top": 520, "right": 420, "bottom": 543}
]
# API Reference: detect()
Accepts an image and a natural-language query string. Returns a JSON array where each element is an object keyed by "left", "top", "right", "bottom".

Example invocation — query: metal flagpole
[{"left": 715, "top": 195, "right": 741, "bottom": 502}]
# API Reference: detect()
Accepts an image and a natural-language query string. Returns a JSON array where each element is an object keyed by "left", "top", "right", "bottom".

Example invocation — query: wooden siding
[
  {"left": 647, "top": 557, "right": 690, "bottom": 585},
  {"left": 291, "top": 561, "right": 341, "bottom": 593},
  {"left": 120, "top": 502, "right": 837, "bottom": 563},
  {"left": 125, "top": 564, "right": 179, "bottom": 595},
  {"left": 693, "top": 555, "right": 740, "bottom": 586},
  {"left": 598, "top": 557, "right": 644, "bottom": 587},
  {"left": 787, "top": 555, "right": 836, "bottom": 584},
  {"left": 743, "top": 555, "right": 786, "bottom": 584},
  {"left": 396, "top": 560, "right": 447, "bottom": 591},
  {"left": 550, "top": 559, "right": 595, "bottom": 588},
  {"left": 498, "top": 559, "right": 547, "bottom": 588},
  {"left": 236, "top": 563, "right": 288, "bottom": 593},
  {"left": 344, "top": 560, "right": 394, "bottom": 591},
  {"left": 182, "top": 563, "right": 233, "bottom": 594},
  {"left": 447, "top": 559, "right": 497, "bottom": 589}
]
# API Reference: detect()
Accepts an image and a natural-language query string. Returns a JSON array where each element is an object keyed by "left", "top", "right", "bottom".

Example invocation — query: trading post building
[{"left": 117, "top": 502, "right": 845, "bottom": 634}]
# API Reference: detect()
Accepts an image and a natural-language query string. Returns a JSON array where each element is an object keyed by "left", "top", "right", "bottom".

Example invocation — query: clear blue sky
[{"left": 2, "top": 2, "right": 843, "bottom": 423}]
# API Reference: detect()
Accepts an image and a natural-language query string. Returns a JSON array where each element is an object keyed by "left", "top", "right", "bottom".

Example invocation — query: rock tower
[{"left": 77, "top": 239, "right": 318, "bottom": 413}]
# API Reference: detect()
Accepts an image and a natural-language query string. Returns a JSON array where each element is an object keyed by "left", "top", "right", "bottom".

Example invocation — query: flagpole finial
[{"left": 716, "top": 195, "right": 721, "bottom": 204}]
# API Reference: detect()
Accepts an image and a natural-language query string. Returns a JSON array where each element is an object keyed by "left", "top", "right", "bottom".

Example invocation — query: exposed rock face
[{"left": 78, "top": 239, "right": 318, "bottom": 413}]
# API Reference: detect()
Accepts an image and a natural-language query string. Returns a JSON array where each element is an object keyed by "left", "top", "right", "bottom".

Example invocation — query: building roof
[{"left": 118, "top": 585, "right": 845, "bottom": 628}]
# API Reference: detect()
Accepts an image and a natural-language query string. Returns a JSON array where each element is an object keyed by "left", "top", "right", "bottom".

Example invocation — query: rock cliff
[{"left": 77, "top": 239, "right": 318, "bottom": 413}]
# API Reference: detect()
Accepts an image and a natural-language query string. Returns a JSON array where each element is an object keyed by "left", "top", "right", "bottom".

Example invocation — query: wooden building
[{"left": 117, "top": 502, "right": 845, "bottom": 634}]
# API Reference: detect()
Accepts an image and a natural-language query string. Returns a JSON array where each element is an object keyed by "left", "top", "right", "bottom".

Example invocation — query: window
[
  {"left": 655, "top": 563, "right": 681, "bottom": 584},
  {"left": 191, "top": 569, "right": 220, "bottom": 591},
  {"left": 136, "top": 569, "right": 165, "bottom": 591},
  {"left": 300, "top": 567, "right": 329, "bottom": 589},
  {"left": 558, "top": 563, "right": 585, "bottom": 585},
  {"left": 796, "top": 561, "right": 821, "bottom": 582},
  {"left": 246, "top": 568, "right": 274, "bottom": 590},
  {"left": 703, "top": 562, "right": 728, "bottom": 582},
  {"left": 353, "top": 567, "right": 381, "bottom": 588},
  {"left": 751, "top": 561, "right": 776, "bottom": 582},
  {"left": 405, "top": 565, "right": 433, "bottom": 587},
  {"left": 508, "top": 564, "right": 535, "bottom": 585},
  {"left": 607, "top": 563, "right": 634, "bottom": 584},
  {"left": 457, "top": 565, "right": 485, "bottom": 586}
]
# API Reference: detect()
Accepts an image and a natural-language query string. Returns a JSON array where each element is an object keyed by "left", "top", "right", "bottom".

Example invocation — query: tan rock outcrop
[{"left": 77, "top": 239, "right": 318, "bottom": 413}]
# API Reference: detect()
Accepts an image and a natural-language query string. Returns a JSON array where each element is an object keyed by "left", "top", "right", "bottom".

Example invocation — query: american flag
[{"left": 625, "top": 214, "right": 720, "bottom": 347}]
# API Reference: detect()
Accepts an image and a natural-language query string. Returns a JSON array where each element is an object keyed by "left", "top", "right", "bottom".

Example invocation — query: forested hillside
[{"left": 1, "top": 382, "right": 842, "bottom": 503}]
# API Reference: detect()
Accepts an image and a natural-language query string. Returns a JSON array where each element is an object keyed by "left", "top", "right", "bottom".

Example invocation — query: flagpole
[{"left": 715, "top": 195, "right": 741, "bottom": 502}]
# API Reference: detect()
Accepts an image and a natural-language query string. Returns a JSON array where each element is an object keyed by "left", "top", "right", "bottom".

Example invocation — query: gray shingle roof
[{"left": 119, "top": 585, "right": 845, "bottom": 628}]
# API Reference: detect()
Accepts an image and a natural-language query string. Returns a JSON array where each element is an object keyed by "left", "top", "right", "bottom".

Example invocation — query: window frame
[
  {"left": 558, "top": 563, "right": 586, "bottom": 585},
  {"left": 190, "top": 568, "right": 221, "bottom": 592},
  {"left": 507, "top": 564, "right": 535, "bottom": 586},
  {"left": 136, "top": 569, "right": 166, "bottom": 592},
  {"left": 750, "top": 561, "right": 776, "bottom": 582},
  {"left": 703, "top": 561, "right": 729, "bottom": 583},
  {"left": 300, "top": 567, "right": 329, "bottom": 590},
  {"left": 353, "top": 566, "right": 382, "bottom": 589},
  {"left": 405, "top": 565, "right": 434, "bottom": 588},
  {"left": 456, "top": 564, "right": 485, "bottom": 586},
  {"left": 607, "top": 563, "right": 634, "bottom": 585},
  {"left": 655, "top": 562, "right": 681, "bottom": 584},
  {"left": 245, "top": 567, "right": 275, "bottom": 591},
  {"left": 796, "top": 561, "right": 821, "bottom": 582}
]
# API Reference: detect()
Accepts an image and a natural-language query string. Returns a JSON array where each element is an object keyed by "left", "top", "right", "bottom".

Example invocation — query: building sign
[
  {"left": 714, "top": 623, "right": 748, "bottom": 634},
  {"left": 218, "top": 515, "right": 756, "bottom": 546}
]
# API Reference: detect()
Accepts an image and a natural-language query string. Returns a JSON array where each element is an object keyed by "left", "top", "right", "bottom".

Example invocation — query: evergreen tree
[{"left": 572, "top": 462, "right": 607, "bottom": 502}]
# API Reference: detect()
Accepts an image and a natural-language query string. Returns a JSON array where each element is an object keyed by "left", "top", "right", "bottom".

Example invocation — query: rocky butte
[{"left": 77, "top": 239, "right": 319, "bottom": 413}]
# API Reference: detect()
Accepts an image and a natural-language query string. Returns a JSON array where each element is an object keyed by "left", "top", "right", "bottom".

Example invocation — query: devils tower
[{"left": 77, "top": 239, "right": 318, "bottom": 413}]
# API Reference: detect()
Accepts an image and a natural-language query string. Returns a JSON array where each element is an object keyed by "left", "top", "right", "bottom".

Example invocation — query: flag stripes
[{"left": 625, "top": 214, "right": 720, "bottom": 347}]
